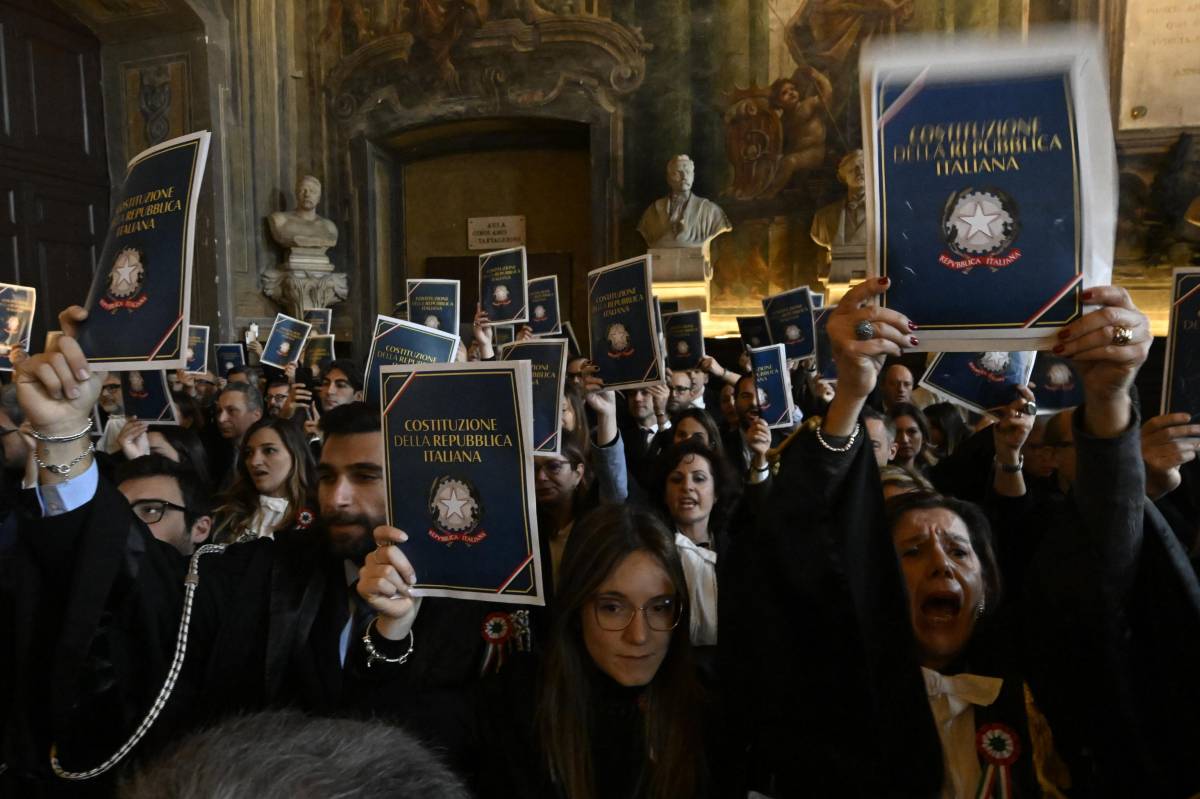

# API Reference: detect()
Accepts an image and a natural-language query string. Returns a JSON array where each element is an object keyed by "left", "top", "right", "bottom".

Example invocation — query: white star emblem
[
  {"left": 113, "top": 262, "right": 137, "bottom": 290},
  {"left": 959, "top": 203, "right": 999, "bottom": 241},
  {"left": 439, "top": 487, "right": 469, "bottom": 522}
]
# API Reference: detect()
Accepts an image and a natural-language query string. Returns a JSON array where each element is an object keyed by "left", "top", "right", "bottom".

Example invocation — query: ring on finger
[
  {"left": 1021, "top": 401, "right": 1038, "bottom": 417},
  {"left": 1111, "top": 325, "right": 1134, "bottom": 346},
  {"left": 854, "top": 320, "right": 875, "bottom": 341}
]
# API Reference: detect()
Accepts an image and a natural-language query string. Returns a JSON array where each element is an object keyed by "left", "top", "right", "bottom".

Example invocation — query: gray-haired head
[{"left": 119, "top": 711, "right": 471, "bottom": 799}]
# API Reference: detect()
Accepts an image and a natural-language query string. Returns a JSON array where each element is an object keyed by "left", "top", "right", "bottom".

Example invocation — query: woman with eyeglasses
[
  {"left": 357, "top": 504, "right": 717, "bottom": 799},
  {"left": 212, "top": 416, "right": 316, "bottom": 543}
]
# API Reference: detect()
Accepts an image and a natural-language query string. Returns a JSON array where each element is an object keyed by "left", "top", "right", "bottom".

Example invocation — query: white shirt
[
  {"left": 921, "top": 667, "right": 1003, "bottom": 798},
  {"left": 674, "top": 532, "right": 718, "bottom": 646},
  {"left": 243, "top": 495, "right": 291, "bottom": 540}
]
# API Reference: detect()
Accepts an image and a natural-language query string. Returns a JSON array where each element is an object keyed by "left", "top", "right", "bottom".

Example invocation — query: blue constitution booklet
[
  {"left": 500, "top": 338, "right": 569, "bottom": 454},
  {"left": 862, "top": 32, "right": 1114, "bottom": 351},
  {"left": 0, "top": 283, "right": 36, "bottom": 372},
  {"left": 303, "top": 334, "right": 336, "bottom": 371},
  {"left": 120, "top": 370, "right": 178, "bottom": 424},
  {"left": 762, "top": 287, "right": 817, "bottom": 360},
  {"left": 527, "top": 275, "right": 562, "bottom": 335},
  {"left": 185, "top": 325, "right": 209, "bottom": 374},
  {"left": 480, "top": 246, "right": 529, "bottom": 325},
  {"left": 1162, "top": 267, "right": 1200, "bottom": 416},
  {"left": 260, "top": 313, "right": 312, "bottom": 370},
  {"left": 737, "top": 315, "right": 770, "bottom": 349},
  {"left": 380, "top": 361, "right": 544, "bottom": 605},
  {"left": 749, "top": 344, "right": 794, "bottom": 429},
  {"left": 406, "top": 279, "right": 461, "bottom": 334},
  {"left": 302, "top": 308, "right": 332, "bottom": 335},
  {"left": 77, "top": 131, "right": 211, "bottom": 370},
  {"left": 214, "top": 343, "right": 245, "bottom": 379},
  {"left": 663, "top": 310, "right": 705, "bottom": 371},
  {"left": 587, "top": 255, "right": 664, "bottom": 391},
  {"left": 1029, "top": 352, "right": 1083, "bottom": 412},
  {"left": 920, "top": 350, "right": 1036, "bottom": 416},
  {"left": 365, "top": 314, "right": 460, "bottom": 406},
  {"left": 813, "top": 306, "right": 838, "bottom": 381}
]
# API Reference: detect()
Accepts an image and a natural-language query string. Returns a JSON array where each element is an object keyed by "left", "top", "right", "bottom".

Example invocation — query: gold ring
[{"left": 1111, "top": 325, "right": 1133, "bottom": 346}]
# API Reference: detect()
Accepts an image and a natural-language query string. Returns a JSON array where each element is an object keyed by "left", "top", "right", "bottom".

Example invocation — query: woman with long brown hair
[{"left": 212, "top": 416, "right": 316, "bottom": 542}]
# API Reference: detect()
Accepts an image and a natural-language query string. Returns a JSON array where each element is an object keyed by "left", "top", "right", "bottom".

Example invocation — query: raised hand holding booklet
[
  {"left": 1162, "top": 267, "right": 1200, "bottom": 416},
  {"left": 260, "top": 313, "right": 313, "bottom": 370},
  {"left": 120, "top": 370, "right": 178, "bottom": 424},
  {"left": 500, "top": 338, "right": 569, "bottom": 454},
  {"left": 185, "top": 325, "right": 209, "bottom": 374},
  {"left": 380, "top": 361, "right": 544, "bottom": 605},
  {"left": 302, "top": 308, "right": 332, "bottom": 335},
  {"left": 406, "top": 279, "right": 461, "bottom": 334},
  {"left": 214, "top": 344, "right": 245, "bottom": 379},
  {"left": 862, "top": 31, "right": 1115, "bottom": 351},
  {"left": 749, "top": 344, "right": 795, "bottom": 429},
  {"left": 762, "top": 287, "right": 817, "bottom": 360},
  {"left": 0, "top": 283, "right": 35, "bottom": 372},
  {"left": 527, "top": 275, "right": 562, "bottom": 335},
  {"left": 1029, "top": 352, "right": 1083, "bottom": 412},
  {"left": 303, "top": 334, "right": 336, "bottom": 371},
  {"left": 77, "top": 131, "right": 211, "bottom": 370},
  {"left": 479, "top": 246, "right": 529, "bottom": 325},
  {"left": 737, "top": 315, "right": 770, "bottom": 349},
  {"left": 920, "top": 351, "right": 1036, "bottom": 416},
  {"left": 587, "top": 255, "right": 663, "bottom": 390},
  {"left": 365, "top": 314, "right": 460, "bottom": 406},
  {"left": 663, "top": 310, "right": 705, "bottom": 371}
]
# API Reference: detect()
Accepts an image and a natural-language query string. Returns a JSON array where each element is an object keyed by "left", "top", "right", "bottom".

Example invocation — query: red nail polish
[
  {"left": 1053, "top": 343, "right": 1065, "bottom": 354},
  {"left": 878, "top": 276, "right": 890, "bottom": 287},
  {"left": 1081, "top": 289, "right": 1092, "bottom": 301},
  {"left": 907, "top": 321, "right": 918, "bottom": 331},
  {"left": 1057, "top": 328, "right": 1071, "bottom": 340},
  {"left": 910, "top": 336, "right": 919, "bottom": 346}
]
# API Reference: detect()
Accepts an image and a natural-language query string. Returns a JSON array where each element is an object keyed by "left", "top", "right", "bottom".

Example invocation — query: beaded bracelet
[{"left": 814, "top": 422, "right": 861, "bottom": 453}]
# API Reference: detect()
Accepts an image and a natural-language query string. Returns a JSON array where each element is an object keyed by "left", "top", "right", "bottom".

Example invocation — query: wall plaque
[{"left": 468, "top": 215, "right": 526, "bottom": 250}]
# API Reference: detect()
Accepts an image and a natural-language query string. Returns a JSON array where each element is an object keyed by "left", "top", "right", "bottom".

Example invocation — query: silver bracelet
[
  {"left": 29, "top": 419, "right": 93, "bottom": 443},
  {"left": 362, "top": 617, "right": 415, "bottom": 668},
  {"left": 815, "top": 422, "right": 861, "bottom": 453},
  {"left": 34, "top": 442, "right": 94, "bottom": 476}
]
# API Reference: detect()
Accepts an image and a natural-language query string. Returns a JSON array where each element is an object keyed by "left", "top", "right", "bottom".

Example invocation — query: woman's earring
[{"left": 975, "top": 600, "right": 986, "bottom": 619}]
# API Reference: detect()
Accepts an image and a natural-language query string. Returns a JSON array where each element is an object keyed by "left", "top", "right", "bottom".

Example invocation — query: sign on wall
[{"left": 468, "top": 215, "right": 526, "bottom": 250}]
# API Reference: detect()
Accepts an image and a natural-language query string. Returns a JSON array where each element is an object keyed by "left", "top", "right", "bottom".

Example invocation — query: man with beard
[
  {"left": 720, "top": 373, "right": 780, "bottom": 486},
  {"left": 1, "top": 313, "right": 527, "bottom": 795}
]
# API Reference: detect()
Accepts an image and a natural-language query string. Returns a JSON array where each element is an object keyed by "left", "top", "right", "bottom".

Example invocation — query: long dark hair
[
  {"left": 651, "top": 438, "right": 739, "bottom": 548},
  {"left": 214, "top": 417, "right": 316, "bottom": 542},
  {"left": 889, "top": 401, "right": 935, "bottom": 467},
  {"left": 538, "top": 505, "right": 704, "bottom": 799},
  {"left": 923, "top": 402, "right": 969, "bottom": 457}
]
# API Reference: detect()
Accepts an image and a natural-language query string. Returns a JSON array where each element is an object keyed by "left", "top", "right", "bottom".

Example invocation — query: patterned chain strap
[{"left": 49, "top": 542, "right": 228, "bottom": 780}]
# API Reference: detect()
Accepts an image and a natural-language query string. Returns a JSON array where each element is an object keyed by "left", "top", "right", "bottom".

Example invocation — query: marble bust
[
  {"left": 268, "top": 175, "right": 338, "bottom": 265},
  {"left": 638, "top": 155, "right": 731, "bottom": 250},
  {"left": 811, "top": 150, "right": 867, "bottom": 282},
  {"left": 262, "top": 174, "right": 348, "bottom": 317}
]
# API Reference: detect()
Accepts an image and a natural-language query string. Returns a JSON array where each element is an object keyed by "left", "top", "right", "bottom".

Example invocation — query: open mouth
[{"left": 919, "top": 591, "right": 962, "bottom": 624}]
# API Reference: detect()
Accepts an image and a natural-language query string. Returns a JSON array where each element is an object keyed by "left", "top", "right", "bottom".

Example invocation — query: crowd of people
[{"left": 1, "top": 279, "right": 1198, "bottom": 798}]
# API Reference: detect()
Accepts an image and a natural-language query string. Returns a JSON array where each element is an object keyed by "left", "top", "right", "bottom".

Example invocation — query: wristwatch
[{"left": 995, "top": 454, "right": 1024, "bottom": 474}]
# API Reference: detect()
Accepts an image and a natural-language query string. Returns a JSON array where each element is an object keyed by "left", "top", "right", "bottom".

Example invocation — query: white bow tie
[{"left": 922, "top": 668, "right": 1003, "bottom": 720}]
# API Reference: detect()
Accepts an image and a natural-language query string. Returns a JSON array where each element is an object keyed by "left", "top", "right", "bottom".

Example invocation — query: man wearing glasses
[{"left": 115, "top": 455, "right": 212, "bottom": 556}]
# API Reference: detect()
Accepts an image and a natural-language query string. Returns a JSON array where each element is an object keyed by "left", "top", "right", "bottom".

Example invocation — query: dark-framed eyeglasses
[
  {"left": 591, "top": 594, "right": 682, "bottom": 632},
  {"left": 129, "top": 498, "right": 188, "bottom": 524}
]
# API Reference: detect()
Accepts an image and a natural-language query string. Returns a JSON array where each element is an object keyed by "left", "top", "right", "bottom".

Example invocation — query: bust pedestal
[
  {"left": 262, "top": 264, "right": 349, "bottom": 319},
  {"left": 650, "top": 247, "right": 710, "bottom": 313}
]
